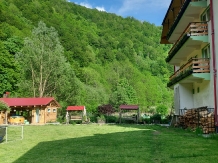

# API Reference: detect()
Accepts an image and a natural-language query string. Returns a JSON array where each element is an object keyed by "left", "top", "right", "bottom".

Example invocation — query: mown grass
[{"left": 1, "top": 124, "right": 218, "bottom": 163}]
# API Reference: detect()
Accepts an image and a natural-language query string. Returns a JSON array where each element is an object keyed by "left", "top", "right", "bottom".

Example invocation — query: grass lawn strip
[{"left": 0, "top": 124, "right": 218, "bottom": 163}]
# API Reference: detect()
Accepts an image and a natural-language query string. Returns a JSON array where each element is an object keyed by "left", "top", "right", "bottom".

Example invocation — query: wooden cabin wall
[
  {"left": 0, "top": 106, "right": 58, "bottom": 124},
  {"left": 31, "top": 107, "right": 35, "bottom": 124},
  {"left": 45, "top": 107, "right": 57, "bottom": 123},
  {"left": 0, "top": 111, "right": 5, "bottom": 124},
  {"left": 39, "top": 109, "right": 45, "bottom": 123},
  {"left": 31, "top": 107, "right": 46, "bottom": 124}
]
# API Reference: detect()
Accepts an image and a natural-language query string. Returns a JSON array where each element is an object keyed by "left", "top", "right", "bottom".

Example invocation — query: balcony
[
  {"left": 166, "top": 22, "right": 208, "bottom": 64},
  {"left": 167, "top": 0, "right": 207, "bottom": 43},
  {"left": 167, "top": 58, "right": 210, "bottom": 87}
]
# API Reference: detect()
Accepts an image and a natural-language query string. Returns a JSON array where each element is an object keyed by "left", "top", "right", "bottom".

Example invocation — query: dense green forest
[{"left": 0, "top": 0, "right": 173, "bottom": 114}]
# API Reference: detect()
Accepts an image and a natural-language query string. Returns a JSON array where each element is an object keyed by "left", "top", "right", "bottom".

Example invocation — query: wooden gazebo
[
  {"left": 119, "top": 105, "right": 139, "bottom": 124},
  {"left": 66, "top": 106, "right": 86, "bottom": 121}
]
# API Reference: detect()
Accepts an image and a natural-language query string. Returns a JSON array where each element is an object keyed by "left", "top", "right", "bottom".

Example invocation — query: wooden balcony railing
[
  {"left": 167, "top": 0, "right": 207, "bottom": 40},
  {"left": 168, "top": 22, "right": 208, "bottom": 56},
  {"left": 191, "top": 0, "right": 207, "bottom": 2},
  {"left": 169, "top": 58, "right": 210, "bottom": 81}
]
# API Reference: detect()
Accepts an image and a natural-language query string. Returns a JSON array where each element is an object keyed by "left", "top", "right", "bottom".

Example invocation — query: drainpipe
[{"left": 210, "top": 0, "right": 218, "bottom": 128}]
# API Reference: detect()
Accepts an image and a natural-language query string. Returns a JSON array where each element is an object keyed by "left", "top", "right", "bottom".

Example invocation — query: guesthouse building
[{"left": 161, "top": 0, "right": 218, "bottom": 128}]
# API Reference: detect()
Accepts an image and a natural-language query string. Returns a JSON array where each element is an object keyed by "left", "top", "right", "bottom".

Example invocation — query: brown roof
[
  {"left": 119, "top": 105, "right": 139, "bottom": 110},
  {"left": 160, "top": 0, "right": 183, "bottom": 44}
]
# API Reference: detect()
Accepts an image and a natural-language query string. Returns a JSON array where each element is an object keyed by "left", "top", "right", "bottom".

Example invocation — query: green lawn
[{"left": 1, "top": 124, "right": 218, "bottom": 163}]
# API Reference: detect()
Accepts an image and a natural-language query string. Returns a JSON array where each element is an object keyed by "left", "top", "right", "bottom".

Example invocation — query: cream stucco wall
[
  {"left": 179, "top": 83, "right": 194, "bottom": 110},
  {"left": 193, "top": 81, "right": 214, "bottom": 108},
  {"left": 174, "top": 83, "right": 193, "bottom": 115},
  {"left": 174, "top": 80, "right": 214, "bottom": 115}
]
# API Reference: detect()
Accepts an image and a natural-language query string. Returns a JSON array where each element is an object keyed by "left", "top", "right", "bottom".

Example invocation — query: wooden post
[
  {"left": 21, "top": 125, "right": 24, "bottom": 140},
  {"left": 5, "top": 111, "right": 8, "bottom": 125},
  {"left": 137, "top": 109, "right": 140, "bottom": 124},
  {"left": 44, "top": 107, "right": 46, "bottom": 124},
  {"left": 119, "top": 110, "right": 122, "bottom": 124},
  {"left": 5, "top": 126, "right": 8, "bottom": 143}
]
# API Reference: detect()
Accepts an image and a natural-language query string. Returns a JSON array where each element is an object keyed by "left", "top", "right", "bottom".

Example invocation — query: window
[
  {"left": 197, "top": 87, "right": 200, "bottom": 93},
  {"left": 202, "top": 45, "right": 210, "bottom": 58},
  {"left": 47, "top": 108, "right": 51, "bottom": 112},
  {"left": 202, "top": 14, "right": 206, "bottom": 21},
  {"left": 201, "top": 7, "right": 210, "bottom": 21},
  {"left": 53, "top": 109, "right": 56, "bottom": 113},
  {"left": 206, "top": 8, "right": 210, "bottom": 21}
]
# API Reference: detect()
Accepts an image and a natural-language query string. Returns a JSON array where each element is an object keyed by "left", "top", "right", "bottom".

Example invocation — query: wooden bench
[
  {"left": 70, "top": 115, "right": 82, "bottom": 121},
  {"left": 122, "top": 115, "right": 137, "bottom": 122}
]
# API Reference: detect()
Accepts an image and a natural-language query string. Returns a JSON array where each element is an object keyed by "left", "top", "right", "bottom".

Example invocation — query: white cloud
[
  {"left": 95, "top": 6, "right": 106, "bottom": 12},
  {"left": 117, "top": 0, "right": 171, "bottom": 15},
  {"left": 79, "top": 2, "right": 92, "bottom": 9},
  {"left": 77, "top": 2, "right": 106, "bottom": 12}
]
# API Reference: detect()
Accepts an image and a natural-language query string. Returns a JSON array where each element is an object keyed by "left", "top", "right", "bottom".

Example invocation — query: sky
[{"left": 69, "top": 0, "right": 171, "bottom": 26}]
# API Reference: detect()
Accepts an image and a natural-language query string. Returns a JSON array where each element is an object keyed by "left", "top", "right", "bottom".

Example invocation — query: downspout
[{"left": 210, "top": 0, "right": 218, "bottom": 127}]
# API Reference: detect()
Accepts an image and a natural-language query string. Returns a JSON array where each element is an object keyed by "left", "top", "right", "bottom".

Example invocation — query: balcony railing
[
  {"left": 167, "top": 0, "right": 207, "bottom": 40},
  {"left": 166, "top": 22, "right": 208, "bottom": 62},
  {"left": 169, "top": 58, "right": 210, "bottom": 81}
]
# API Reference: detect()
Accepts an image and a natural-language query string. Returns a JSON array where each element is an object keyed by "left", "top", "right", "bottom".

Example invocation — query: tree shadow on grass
[
  {"left": 12, "top": 124, "right": 212, "bottom": 163},
  {"left": 13, "top": 128, "right": 155, "bottom": 163}
]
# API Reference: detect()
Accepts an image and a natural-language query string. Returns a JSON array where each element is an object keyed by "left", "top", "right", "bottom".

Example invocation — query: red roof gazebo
[
  {"left": 66, "top": 106, "right": 85, "bottom": 111},
  {"left": 66, "top": 106, "right": 86, "bottom": 121},
  {"left": 119, "top": 105, "right": 139, "bottom": 124}
]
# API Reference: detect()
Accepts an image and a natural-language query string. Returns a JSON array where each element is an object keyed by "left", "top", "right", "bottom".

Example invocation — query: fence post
[{"left": 5, "top": 126, "right": 8, "bottom": 143}]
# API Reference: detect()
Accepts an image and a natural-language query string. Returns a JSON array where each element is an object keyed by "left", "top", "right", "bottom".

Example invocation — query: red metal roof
[
  {"left": 119, "top": 105, "right": 139, "bottom": 110},
  {"left": 0, "top": 97, "right": 60, "bottom": 107},
  {"left": 66, "top": 106, "right": 85, "bottom": 111}
]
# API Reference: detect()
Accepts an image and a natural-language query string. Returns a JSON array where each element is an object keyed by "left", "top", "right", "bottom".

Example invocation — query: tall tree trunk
[
  {"left": 39, "top": 63, "right": 43, "bottom": 97},
  {"left": 31, "top": 64, "right": 36, "bottom": 97}
]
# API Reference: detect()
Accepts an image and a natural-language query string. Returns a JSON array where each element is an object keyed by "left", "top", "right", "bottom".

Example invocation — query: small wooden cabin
[{"left": 0, "top": 97, "right": 61, "bottom": 124}]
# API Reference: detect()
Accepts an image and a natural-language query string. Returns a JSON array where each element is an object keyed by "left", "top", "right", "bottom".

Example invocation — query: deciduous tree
[
  {"left": 0, "top": 41, "right": 20, "bottom": 95},
  {"left": 16, "top": 21, "right": 74, "bottom": 98}
]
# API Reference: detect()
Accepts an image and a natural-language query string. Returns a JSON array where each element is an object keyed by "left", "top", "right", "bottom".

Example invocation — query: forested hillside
[{"left": 0, "top": 0, "right": 173, "bottom": 113}]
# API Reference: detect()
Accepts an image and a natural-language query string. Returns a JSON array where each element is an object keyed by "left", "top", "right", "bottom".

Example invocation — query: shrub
[
  {"left": 150, "top": 114, "right": 161, "bottom": 124},
  {"left": 122, "top": 119, "right": 135, "bottom": 124},
  {"left": 142, "top": 118, "right": 151, "bottom": 124},
  {"left": 0, "top": 101, "right": 10, "bottom": 111},
  {"left": 105, "top": 115, "right": 118, "bottom": 123},
  {"left": 89, "top": 115, "right": 96, "bottom": 123},
  {"left": 57, "top": 115, "right": 64, "bottom": 123},
  {"left": 69, "top": 120, "right": 82, "bottom": 124},
  {"left": 97, "top": 104, "right": 115, "bottom": 115},
  {"left": 195, "top": 127, "right": 203, "bottom": 135},
  {"left": 97, "top": 115, "right": 106, "bottom": 123},
  {"left": 161, "top": 118, "right": 169, "bottom": 124},
  {"left": 156, "top": 105, "right": 168, "bottom": 115}
]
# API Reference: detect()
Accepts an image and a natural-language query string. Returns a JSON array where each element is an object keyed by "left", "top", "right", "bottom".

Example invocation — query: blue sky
[{"left": 69, "top": 0, "right": 171, "bottom": 26}]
